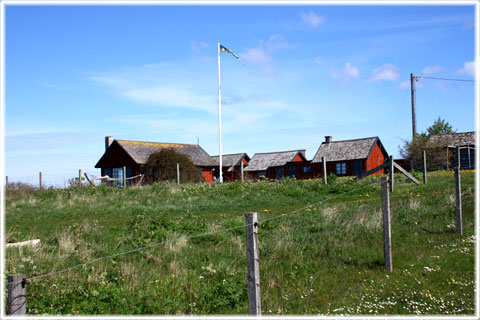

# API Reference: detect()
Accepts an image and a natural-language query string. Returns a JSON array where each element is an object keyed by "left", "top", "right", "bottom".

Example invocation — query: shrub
[{"left": 144, "top": 149, "right": 203, "bottom": 184}]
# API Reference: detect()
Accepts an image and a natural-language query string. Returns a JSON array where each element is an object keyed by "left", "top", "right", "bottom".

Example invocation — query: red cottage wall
[{"left": 366, "top": 142, "right": 385, "bottom": 175}]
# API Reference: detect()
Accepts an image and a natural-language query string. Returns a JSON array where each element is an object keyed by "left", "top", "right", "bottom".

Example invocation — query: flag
[{"left": 220, "top": 44, "right": 243, "bottom": 64}]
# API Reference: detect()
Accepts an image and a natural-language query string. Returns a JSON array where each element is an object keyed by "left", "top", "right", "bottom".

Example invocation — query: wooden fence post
[
  {"left": 422, "top": 149, "right": 427, "bottom": 184},
  {"left": 6, "top": 176, "right": 8, "bottom": 190},
  {"left": 241, "top": 161, "right": 244, "bottom": 182},
  {"left": 389, "top": 155, "right": 394, "bottom": 192},
  {"left": 322, "top": 157, "right": 327, "bottom": 185},
  {"left": 39, "top": 172, "right": 42, "bottom": 189},
  {"left": 245, "top": 212, "right": 261, "bottom": 315},
  {"left": 78, "top": 169, "right": 82, "bottom": 186},
  {"left": 8, "top": 274, "right": 27, "bottom": 315},
  {"left": 446, "top": 148, "right": 449, "bottom": 170},
  {"left": 381, "top": 178, "right": 393, "bottom": 272},
  {"left": 176, "top": 163, "right": 180, "bottom": 185},
  {"left": 123, "top": 166, "right": 126, "bottom": 188},
  {"left": 455, "top": 146, "right": 463, "bottom": 236}
]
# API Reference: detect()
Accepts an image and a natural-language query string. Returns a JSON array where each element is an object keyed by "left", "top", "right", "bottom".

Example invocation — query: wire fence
[
  {"left": 7, "top": 180, "right": 382, "bottom": 287},
  {"left": 5, "top": 170, "right": 470, "bottom": 315}
]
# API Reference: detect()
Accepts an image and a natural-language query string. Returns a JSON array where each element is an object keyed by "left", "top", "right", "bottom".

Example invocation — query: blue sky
[{"left": 3, "top": 3, "right": 477, "bottom": 186}]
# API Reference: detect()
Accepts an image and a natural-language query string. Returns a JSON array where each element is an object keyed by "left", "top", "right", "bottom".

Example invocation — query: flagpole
[{"left": 217, "top": 41, "right": 223, "bottom": 183}]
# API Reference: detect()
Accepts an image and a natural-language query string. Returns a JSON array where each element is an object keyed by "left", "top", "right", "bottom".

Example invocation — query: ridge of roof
[
  {"left": 211, "top": 153, "right": 247, "bottom": 158},
  {"left": 116, "top": 139, "right": 198, "bottom": 148},
  {"left": 251, "top": 149, "right": 306, "bottom": 156},
  {"left": 322, "top": 136, "right": 378, "bottom": 144}
]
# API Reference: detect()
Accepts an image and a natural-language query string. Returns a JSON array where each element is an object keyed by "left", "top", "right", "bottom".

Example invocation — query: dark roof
[
  {"left": 312, "top": 137, "right": 387, "bottom": 163},
  {"left": 427, "top": 131, "right": 476, "bottom": 148},
  {"left": 211, "top": 153, "right": 250, "bottom": 172},
  {"left": 244, "top": 150, "right": 306, "bottom": 171},
  {"left": 96, "top": 139, "right": 217, "bottom": 167}
]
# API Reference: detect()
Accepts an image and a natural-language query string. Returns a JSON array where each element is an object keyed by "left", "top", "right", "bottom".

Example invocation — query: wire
[
  {"left": 416, "top": 76, "right": 475, "bottom": 83},
  {"left": 8, "top": 180, "right": 382, "bottom": 285},
  {"left": 260, "top": 181, "right": 381, "bottom": 225}
]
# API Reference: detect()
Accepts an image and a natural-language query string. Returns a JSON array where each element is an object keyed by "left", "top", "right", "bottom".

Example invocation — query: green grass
[{"left": 4, "top": 171, "right": 475, "bottom": 315}]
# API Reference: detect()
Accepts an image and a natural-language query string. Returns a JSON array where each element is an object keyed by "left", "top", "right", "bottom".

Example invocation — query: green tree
[
  {"left": 145, "top": 149, "right": 203, "bottom": 184},
  {"left": 425, "top": 117, "right": 455, "bottom": 136}
]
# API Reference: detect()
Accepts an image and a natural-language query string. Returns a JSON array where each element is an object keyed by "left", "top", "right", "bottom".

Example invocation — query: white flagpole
[{"left": 217, "top": 41, "right": 223, "bottom": 183}]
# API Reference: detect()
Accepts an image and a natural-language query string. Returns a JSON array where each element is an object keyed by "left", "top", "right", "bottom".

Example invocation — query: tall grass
[{"left": 5, "top": 172, "right": 475, "bottom": 315}]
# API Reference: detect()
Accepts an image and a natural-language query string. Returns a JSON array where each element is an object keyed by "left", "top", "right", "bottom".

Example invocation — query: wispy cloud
[
  {"left": 330, "top": 62, "right": 360, "bottom": 83},
  {"left": 300, "top": 11, "right": 326, "bottom": 27},
  {"left": 239, "top": 35, "right": 292, "bottom": 76},
  {"left": 123, "top": 86, "right": 216, "bottom": 113},
  {"left": 368, "top": 64, "right": 399, "bottom": 82},
  {"left": 241, "top": 48, "right": 272, "bottom": 64},
  {"left": 457, "top": 61, "right": 475, "bottom": 78},
  {"left": 89, "top": 63, "right": 218, "bottom": 113},
  {"left": 191, "top": 40, "right": 213, "bottom": 62},
  {"left": 422, "top": 65, "right": 444, "bottom": 75}
]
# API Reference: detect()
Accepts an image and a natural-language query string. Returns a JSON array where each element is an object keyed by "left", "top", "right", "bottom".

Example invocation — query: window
[
  {"left": 303, "top": 165, "right": 312, "bottom": 174},
  {"left": 111, "top": 167, "right": 132, "bottom": 187},
  {"left": 335, "top": 162, "right": 347, "bottom": 176},
  {"left": 112, "top": 167, "right": 124, "bottom": 187},
  {"left": 258, "top": 171, "right": 266, "bottom": 178}
]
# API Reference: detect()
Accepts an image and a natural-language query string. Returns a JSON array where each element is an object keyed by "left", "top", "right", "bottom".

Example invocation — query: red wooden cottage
[
  {"left": 311, "top": 136, "right": 389, "bottom": 177},
  {"left": 95, "top": 136, "right": 218, "bottom": 185},
  {"left": 211, "top": 153, "right": 250, "bottom": 182},
  {"left": 244, "top": 150, "right": 311, "bottom": 181}
]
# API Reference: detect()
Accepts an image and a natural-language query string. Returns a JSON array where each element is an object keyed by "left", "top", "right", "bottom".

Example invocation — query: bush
[{"left": 144, "top": 149, "right": 203, "bottom": 184}]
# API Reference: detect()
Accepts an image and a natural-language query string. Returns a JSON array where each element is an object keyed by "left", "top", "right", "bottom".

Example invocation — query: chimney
[
  {"left": 105, "top": 136, "right": 114, "bottom": 150},
  {"left": 325, "top": 136, "right": 332, "bottom": 144}
]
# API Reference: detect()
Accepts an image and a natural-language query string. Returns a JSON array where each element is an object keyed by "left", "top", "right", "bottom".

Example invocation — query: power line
[{"left": 416, "top": 76, "right": 475, "bottom": 83}]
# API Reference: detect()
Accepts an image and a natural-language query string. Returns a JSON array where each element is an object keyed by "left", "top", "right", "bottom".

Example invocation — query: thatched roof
[
  {"left": 312, "top": 137, "right": 386, "bottom": 163},
  {"left": 244, "top": 150, "right": 306, "bottom": 172},
  {"left": 96, "top": 139, "right": 217, "bottom": 167},
  {"left": 427, "top": 131, "right": 476, "bottom": 148},
  {"left": 211, "top": 153, "right": 250, "bottom": 172}
]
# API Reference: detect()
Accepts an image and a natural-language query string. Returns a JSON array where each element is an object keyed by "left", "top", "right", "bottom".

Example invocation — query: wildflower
[
  {"left": 415, "top": 221, "right": 418, "bottom": 225},
  {"left": 264, "top": 209, "right": 268, "bottom": 213}
]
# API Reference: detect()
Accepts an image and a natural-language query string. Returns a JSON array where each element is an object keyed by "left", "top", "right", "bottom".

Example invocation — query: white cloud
[
  {"left": 240, "top": 48, "right": 272, "bottom": 64},
  {"left": 123, "top": 86, "right": 216, "bottom": 113},
  {"left": 422, "top": 65, "right": 444, "bottom": 74},
  {"left": 369, "top": 64, "right": 399, "bottom": 82},
  {"left": 457, "top": 61, "right": 475, "bottom": 78},
  {"left": 265, "top": 34, "right": 291, "bottom": 50},
  {"left": 300, "top": 11, "right": 326, "bottom": 27},
  {"left": 240, "top": 35, "right": 292, "bottom": 76},
  {"left": 330, "top": 62, "right": 360, "bottom": 82}
]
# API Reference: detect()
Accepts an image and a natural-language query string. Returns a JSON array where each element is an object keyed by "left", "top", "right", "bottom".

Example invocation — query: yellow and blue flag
[{"left": 220, "top": 44, "right": 243, "bottom": 64}]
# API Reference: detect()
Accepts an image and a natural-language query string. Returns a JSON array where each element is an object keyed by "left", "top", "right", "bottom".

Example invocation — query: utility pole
[{"left": 410, "top": 73, "right": 417, "bottom": 141}]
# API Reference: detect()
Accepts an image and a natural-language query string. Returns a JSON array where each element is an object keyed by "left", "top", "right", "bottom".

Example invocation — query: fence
[{"left": 6, "top": 170, "right": 466, "bottom": 316}]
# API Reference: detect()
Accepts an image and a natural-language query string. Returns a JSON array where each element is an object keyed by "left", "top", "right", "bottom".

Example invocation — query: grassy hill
[{"left": 4, "top": 171, "right": 475, "bottom": 315}]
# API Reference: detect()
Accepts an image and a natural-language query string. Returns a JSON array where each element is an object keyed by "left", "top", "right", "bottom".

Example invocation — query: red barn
[
  {"left": 244, "top": 150, "right": 311, "bottom": 181},
  {"left": 211, "top": 153, "right": 250, "bottom": 182},
  {"left": 311, "top": 136, "right": 389, "bottom": 178},
  {"left": 95, "top": 136, "right": 217, "bottom": 185}
]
